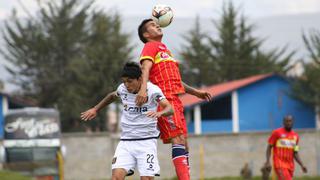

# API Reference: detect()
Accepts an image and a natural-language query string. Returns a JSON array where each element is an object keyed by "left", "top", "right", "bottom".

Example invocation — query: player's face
[
  {"left": 144, "top": 20, "right": 163, "bottom": 40},
  {"left": 283, "top": 116, "right": 293, "bottom": 131},
  {"left": 122, "top": 77, "right": 141, "bottom": 94}
]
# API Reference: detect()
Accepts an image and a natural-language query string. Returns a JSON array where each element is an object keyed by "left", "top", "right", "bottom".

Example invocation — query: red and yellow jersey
[
  {"left": 268, "top": 128, "right": 299, "bottom": 170},
  {"left": 140, "top": 41, "right": 185, "bottom": 97}
]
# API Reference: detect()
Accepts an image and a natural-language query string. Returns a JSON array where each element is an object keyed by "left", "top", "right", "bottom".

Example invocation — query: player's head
[
  {"left": 121, "top": 62, "right": 142, "bottom": 93},
  {"left": 138, "top": 18, "right": 163, "bottom": 43},
  {"left": 283, "top": 115, "right": 294, "bottom": 131}
]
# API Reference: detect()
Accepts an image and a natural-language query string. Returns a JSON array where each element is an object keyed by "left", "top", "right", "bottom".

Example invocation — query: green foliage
[
  {"left": 292, "top": 29, "right": 320, "bottom": 109},
  {"left": 1, "top": 0, "right": 132, "bottom": 131},
  {"left": 180, "top": 2, "right": 293, "bottom": 86}
]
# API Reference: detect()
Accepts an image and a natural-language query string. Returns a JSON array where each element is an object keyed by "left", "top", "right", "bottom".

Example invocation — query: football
[{"left": 152, "top": 4, "right": 173, "bottom": 28}]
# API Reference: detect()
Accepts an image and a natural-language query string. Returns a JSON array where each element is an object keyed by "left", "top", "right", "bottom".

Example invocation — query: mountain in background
[{"left": 1, "top": 12, "right": 320, "bottom": 91}]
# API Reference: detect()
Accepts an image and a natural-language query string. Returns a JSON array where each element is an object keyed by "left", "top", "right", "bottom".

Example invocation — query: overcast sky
[
  {"left": 1, "top": 0, "right": 320, "bottom": 20},
  {"left": 1, "top": 0, "right": 320, "bottom": 91}
]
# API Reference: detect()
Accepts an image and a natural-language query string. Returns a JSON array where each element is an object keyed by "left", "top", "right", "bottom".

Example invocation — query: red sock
[{"left": 172, "top": 144, "right": 190, "bottom": 180}]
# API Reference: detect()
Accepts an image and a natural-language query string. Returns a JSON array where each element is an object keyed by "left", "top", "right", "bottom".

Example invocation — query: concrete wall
[{"left": 61, "top": 130, "right": 320, "bottom": 180}]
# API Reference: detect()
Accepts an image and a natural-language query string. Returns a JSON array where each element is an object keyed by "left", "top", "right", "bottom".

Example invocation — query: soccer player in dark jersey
[
  {"left": 264, "top": 115, "right": 307, "bottom": 180},
  {"left": 136, "top": 19, "right": 212, "bottom": 180}
]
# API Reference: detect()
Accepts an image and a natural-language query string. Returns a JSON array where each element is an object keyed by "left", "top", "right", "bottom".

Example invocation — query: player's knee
[
  {"left": 112, "top": 169, "right": 126, "bottom": 180},
  {"left": 140, "top": 176, "right": 154, "bottom": 180},
  {"left": 111, "top": 176, "right": 124, "bottom": 180}
]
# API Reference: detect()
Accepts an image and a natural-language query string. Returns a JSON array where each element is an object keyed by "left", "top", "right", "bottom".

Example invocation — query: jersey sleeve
[
  {"left": 116, "top": 84, "right": 123, "bottom": 97},
  {"left": 268, "top": 130, "right": 278, "bottom": 146},
  {"left": 140, "top": 42, "right": 158, "bottom": 63},
  {"left": 150, "top": 84, "right": 166, "bottom": 103}
]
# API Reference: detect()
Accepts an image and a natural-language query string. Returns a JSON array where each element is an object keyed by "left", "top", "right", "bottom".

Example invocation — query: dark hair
[
  {"left": 121, "top": 62, "right": 142, "bottom": 79},
  {"left": 283, "top": 115, "right": 294, "bottom": 121},
  {"left": 138, "top": 19, "right": 153, "bottom": 43}
]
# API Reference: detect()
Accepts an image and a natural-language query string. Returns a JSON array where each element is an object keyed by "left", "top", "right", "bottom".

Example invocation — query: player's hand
[
  {"left": 196, "top": 90, "right": 212, "bottom": 101},
  {"left": 80, "top": 108, "right": 97, "bottom": 121},
  {"left": 301, "top": 165, "right": 307, "bottom": 173},
  {"left": 136, "top": 90, "right": 148, "bottom": 106},
  {"left": 263, "top": 162, "right": 272, "bottom": 172},
  {"left": 145, "top": 111, "right": 161, "bottom": 119}
]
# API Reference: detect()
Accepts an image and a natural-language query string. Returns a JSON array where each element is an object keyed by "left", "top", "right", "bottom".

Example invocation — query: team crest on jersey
[
  {"left": 281, "top": 134, "right": 286, "bottom": 138},
  {"left": 122, "top": 93, "right": 128, "bottom": 101},
  {"left": 160, "top": 52, "right": 170, "bottom": 59},
  {"left": 112, "top": 157, "right": 117, "bottom": 164}
]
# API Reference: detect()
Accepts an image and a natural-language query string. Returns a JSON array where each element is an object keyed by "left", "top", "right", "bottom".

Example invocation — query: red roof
[{"left": 180, "top": 73, "right": 274, "bottom": 107}]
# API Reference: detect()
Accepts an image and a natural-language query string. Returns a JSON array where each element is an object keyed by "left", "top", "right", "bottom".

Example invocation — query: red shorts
[
  {"left": 275, "top": 168, "right": 293, "bottom": 180},
  {"left": 157, "top": 95, "right": 187, "bottom": 143}
]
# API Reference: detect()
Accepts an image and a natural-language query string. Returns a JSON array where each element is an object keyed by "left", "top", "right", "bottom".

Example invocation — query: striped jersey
[
  {"left": 140, "top": 41, "right": 185, "bottom": 97},
  {"left": 268, "top": 127, "right": 299, "bottom": 170},
  {"left": 116, "top": 82, "right": 165, "bottom": 140}
]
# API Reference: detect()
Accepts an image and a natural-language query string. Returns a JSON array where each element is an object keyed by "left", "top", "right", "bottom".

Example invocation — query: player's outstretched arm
[
  {"left": 146, "top": 99, "right": 174, "bottom": 118},
  {"left": 294, "top": 152, "right": 307, "bottom": 173},
  {"left": 182, "top": 81, "right": 212, "bottom": 101},
  {"left": 136, "top": 60, "right": 153, "bottom": 106},
  {"left": 80, "top": 91, "right": 118, "bottom": 121}
]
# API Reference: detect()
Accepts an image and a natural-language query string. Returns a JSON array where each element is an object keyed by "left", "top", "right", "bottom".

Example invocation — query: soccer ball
[{"left": 152, "top": 4, "right": 173, "bottom": 28}]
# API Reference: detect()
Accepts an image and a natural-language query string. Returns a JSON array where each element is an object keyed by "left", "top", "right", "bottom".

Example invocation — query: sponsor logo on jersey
[
  {"left": 276, "top": 138, "right": 296, "bottom": 148},
  {"left": 124, "top": 104, "right": 148, "bottom": 113}
]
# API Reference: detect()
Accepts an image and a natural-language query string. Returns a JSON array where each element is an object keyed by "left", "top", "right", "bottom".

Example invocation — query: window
[{"left": 201, "top": 95, "right": 232, "bottom": 120}]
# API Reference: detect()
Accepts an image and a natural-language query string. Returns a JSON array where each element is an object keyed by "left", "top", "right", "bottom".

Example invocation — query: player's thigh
[
  {"left": 140, "top": 176, "right": 154, "bottom": 180},
  {"left": 135, "top": 139, "right": 160, "bottom": 177},
  {"left": 112, "top": 168, "right": 127, "bottom": 180},
  {"left": 112, "top": 141, "right": 136, "bottom": 173}
]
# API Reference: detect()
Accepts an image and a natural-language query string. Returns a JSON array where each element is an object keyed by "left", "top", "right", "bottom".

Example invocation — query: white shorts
[{"left": 111, "top": 139, "right": 160, "bottom": 177}]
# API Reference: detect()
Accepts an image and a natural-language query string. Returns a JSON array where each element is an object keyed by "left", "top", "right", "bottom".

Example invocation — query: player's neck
[{"left": 148, "top": 38, "right": 162, "bottom": 43}]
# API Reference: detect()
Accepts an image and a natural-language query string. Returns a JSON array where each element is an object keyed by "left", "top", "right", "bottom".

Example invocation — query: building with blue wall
[{"left": 180, "top": 74, "right": 317, "bottom": 134}]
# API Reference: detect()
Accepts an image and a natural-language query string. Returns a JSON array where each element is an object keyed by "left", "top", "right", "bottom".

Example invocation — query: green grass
[
  {"left": 163, "top": 176, "right": 320, "bottom": 180},
  {"left": 205, "top": 177, "right": 320, "bottom": 180},
  {"left": 0, "top": 170, "right": 32, "bottom": 180}
]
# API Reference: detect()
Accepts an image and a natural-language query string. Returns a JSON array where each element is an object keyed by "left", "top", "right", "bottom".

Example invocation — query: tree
[
  {"left": 180, "top": 16, "right": 214, "bottom": 86},
  {"left": 292, "top": 30, "right": 320, "bottom": 110},
  {"left": 180, "top": 2, "right": 293, "bottom": 86},
  {"left": 0, "top": 79, "right": 4, "bottom": 91},
  {"left": 1, "top": 0, "right": 132, "bottom": 131}
]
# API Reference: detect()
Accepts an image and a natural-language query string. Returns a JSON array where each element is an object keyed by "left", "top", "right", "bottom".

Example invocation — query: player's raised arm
[
  {"left": 80, "top": 91, "right": 118, "bottom": 121},
  {"left": 146, "top": 98, "right": 173, "bottom": 118},
  {"left": 136, "top": 59, "right": 153, "bottom": 106},
  {"left": 182, "top": 81, "right": 212, "bottom": 101}
]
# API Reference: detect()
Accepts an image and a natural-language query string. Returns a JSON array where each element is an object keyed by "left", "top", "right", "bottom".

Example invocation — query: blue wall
[
  {"left": 188, "top": 119, "right": 232, "bottom": 134},
  {"left": 238, "top": 76, "right": 315, "bottom": 131},
  {"left": 0, "top": 95, "right": 3, "bottom": 138}
]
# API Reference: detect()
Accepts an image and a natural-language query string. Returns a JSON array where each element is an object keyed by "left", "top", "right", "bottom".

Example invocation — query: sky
[
  {"left": 1, "top": 0, "right": 320, "bottom": 20},
  {"left": 1, "top": 0, "right": 320, "bottom": 92}
]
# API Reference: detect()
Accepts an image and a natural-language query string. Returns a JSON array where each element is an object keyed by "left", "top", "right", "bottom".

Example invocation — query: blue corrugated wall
[{"left": 238, "top": 76, "right": 315, "bottom": 131}]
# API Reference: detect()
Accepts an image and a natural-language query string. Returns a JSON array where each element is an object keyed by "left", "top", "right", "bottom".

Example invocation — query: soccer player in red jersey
[
  {"left": 136, "top": 19, "right": 212, "bottom": 180},
  {"left": 264, "top": 115, "right": 307, "bottom": 180}
]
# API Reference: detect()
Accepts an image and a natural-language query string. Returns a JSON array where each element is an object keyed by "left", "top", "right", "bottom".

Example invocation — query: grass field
[
  {"left": 203, "top": 177, "right": 320, "bottom": 180},
  {"left": 163, "top": 177, "right": 320, "bottom": 180},
  {"left": 0, "top": 170, "right": 32, "bottom": 180}
]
